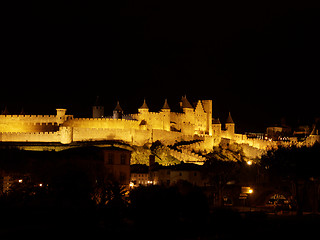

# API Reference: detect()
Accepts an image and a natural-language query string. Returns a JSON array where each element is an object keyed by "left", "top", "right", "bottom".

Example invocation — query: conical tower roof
[
  {"left": 226, "top": 112, "right": 234, "bottom": 124},
  {"left": 181, "top": 95, "right": 193, "bottom": 109},
  {"left": 114, "top": 101, "right": 123, "bottom": 112},
  {"left": 161, "top": 99, "right": 170, "bottom": 110},
  {"left": 139, "top": 99, "right": 149, "bottom": 109}
]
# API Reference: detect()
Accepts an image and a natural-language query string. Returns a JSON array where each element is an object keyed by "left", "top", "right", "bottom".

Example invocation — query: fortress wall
[
  {"left": 152, "top": 129, "right": 194, "bottom": 145},
  {"left": 170, "top": 111, "right": 199, "bottom": 134},
  {"left": 128, "top": 113, "right": 139, "bottom": 121},
  {"left": 144, "top": 112, "right": 167, "bottom": 130},
  {"left": 72, "top": 128, "right": 132, "bottom": 142},
  {"left": 131, "top": 112, "right": 169, "bottom": 131},
  {"left": 132, "top": 129, "right": 153, "bottom": 145},
  {"left": 175, "top": 135, "right": 214, "bottom": 152},
  {"left": 239, "top": 143, "right": 266, "bottom": 159},
  {"left": 231, "top": 133, "right": 276, "bottom": 150},
  {"left": 0, "top": 131, "right": 60, "bottom": 142},
  {"left": 194, "top": 105, "right": 208, "bottom": 134},
  {"left": 168, "top": 148, "right": 206, "bottom": 165},
  {"left": 0, "top": 122, "right": 59, "bottom": 133},
  {"left": 170, "top": 112, "right": 184, "bottom": 130},
  {"left": 72, "top": 127, "right": 152, "bottom": 146},
  {"left": 63, "top": 118, "right": 141, "bottom": 130},
  {"left": 0, "top": 115, "right": 57, "bottom": 123},
  {"left": 181, "top": 123, "right": 195, "bottom": 135}
]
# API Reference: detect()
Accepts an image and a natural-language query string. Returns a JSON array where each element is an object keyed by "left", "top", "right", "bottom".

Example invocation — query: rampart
[
  {"left": 0, "top": 131, "right": 60, "bottom": 142},
  {"left": 0, "top": 102, "right": 318, "bottom": 157},
  {"left": 72, "top": 127, "right": 152, "bottom": 146},
  {"left": 0, "top": 115, "right": 57, "bottom": 122},
  {"left": 0, "top": 122, "right": 59, "bottom": 133},
  {"left": 168, "top": 148, "right": 206, "bottom": 165},
  {"left": 0, "top": 113, "right": 71, "bottom": 133},
  {"left": 63, "top": 118, "right": 141, "bottom": 130},
  {"left": 152, "top": 129, "right": 194, "bottom": 145}
]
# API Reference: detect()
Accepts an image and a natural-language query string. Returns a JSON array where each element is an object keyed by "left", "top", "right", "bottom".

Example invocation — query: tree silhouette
[
  {"left": 203, "top": 156, "right": 241, "bottom": 207},
  {"left": 261, "top": 143, "right": 320, "bottom": 214}
]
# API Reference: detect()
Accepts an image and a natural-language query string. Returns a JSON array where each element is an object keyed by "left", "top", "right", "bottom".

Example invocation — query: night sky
[{"left": 5, "top": 1, "right": 320, "bottom": 132}]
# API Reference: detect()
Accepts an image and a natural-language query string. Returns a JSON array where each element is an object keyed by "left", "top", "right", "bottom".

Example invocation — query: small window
[{"left": 108, "top": 153, "right": 114, "bottom": 164}]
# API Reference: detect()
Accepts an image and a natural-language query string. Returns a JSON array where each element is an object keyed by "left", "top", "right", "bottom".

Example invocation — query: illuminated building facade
[{"left": 0, "top": 96, "right": 319, "bottom": 163}]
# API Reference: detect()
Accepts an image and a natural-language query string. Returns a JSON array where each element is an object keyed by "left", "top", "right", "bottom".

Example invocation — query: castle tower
[
  {"left": 180, "top": 95, "right": 194, "bottom": 113},
  {"left": 138, "top": 99, "right": 149, "bottom": 114},
  {"left": 60, "top": 126, "right": 73, "bottom": 144},
  {"left": 161, "top": 99, "right": 171, "bottom": 131},
  {"left": 201, "top": 100, "right": 213, "bottom": 136},
  {"left": 180, "top": 96, "right": 195, "bottom": 135},
  {"left": 225, "top": 112, "right": 235, "bottom": 138},
  {"left": 212, "top": 118, "right": 221, "bottom": 135},
  {"left": 56, "top": 108, "right": 67, "bottom": 125},
  {"left": 113, "top": 101, "right": 123, "bottom": 119},
  {"left": 92, "top": 96, "right": 104, "bottom": 118}
]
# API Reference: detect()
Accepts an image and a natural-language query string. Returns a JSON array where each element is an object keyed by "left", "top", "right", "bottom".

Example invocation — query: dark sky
[{"left": 4, "top": 1, "right": 320, "bottom": 132}]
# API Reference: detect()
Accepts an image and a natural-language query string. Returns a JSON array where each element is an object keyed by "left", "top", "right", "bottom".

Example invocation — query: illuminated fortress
[{"left": 0, "top": 96, "right": 319, "bottom": 163}]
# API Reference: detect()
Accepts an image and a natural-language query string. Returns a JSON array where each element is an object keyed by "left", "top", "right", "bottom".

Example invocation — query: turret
[
  {"left": 201, "top": 100, "right": 213, "bottom": 135},
  {"left": 60, "top": 126, "right": 73, "bottom": 144},
  {"left": 56, "top": 108, "right": 67, "bottom": 124},
  {"left": 180, "top": 96, "right": 195, "bottom": 135},
  {"left": 113, "top": 101, "right": 123, "bottom": 119},
  {"left": 212, "top": 118, "right": 221, "bottom": 135},
  {"left": 138, "top": 99, "right": 149, "bottom": 114},
  {"left": 180, "top": 95, "right": 194, "bottom": 114},
  {"left": 92, "top": 96, "right": 104, "bottom": 118},
  {"left": 225, "top": 112, "right": 235, "bottom": 137},
  {"left": 161, "top": 99, "right": 171, "bottom": 131}
]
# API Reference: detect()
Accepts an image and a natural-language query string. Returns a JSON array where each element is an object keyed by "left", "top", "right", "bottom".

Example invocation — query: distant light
[
  {"left": 39, "top": 183, "right": 43, "bottom": 187},
  {"left": 247, "top": 160, "right": 252, "bottom": 166},
  {"left": 242, "top": 186, "right": 254, "bottom": 194},
  {"left": 129, "top": 182, "right": 134, "bottom": 188},
  {"left": 18, "top": 179, "right": 23, "bottom": 183}
]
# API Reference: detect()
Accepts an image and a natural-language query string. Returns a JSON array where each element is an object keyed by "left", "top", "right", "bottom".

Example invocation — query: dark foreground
[{"left": 1, "top": 207, "right": 319, "bottom": 240}]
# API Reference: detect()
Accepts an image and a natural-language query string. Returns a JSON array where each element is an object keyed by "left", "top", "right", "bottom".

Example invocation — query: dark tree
[
  {"left": 202, "top": 156, "right": 241, "bottom": 207},
  {"left": 261, "top": 143, "right": 320, "bottom": 215}
]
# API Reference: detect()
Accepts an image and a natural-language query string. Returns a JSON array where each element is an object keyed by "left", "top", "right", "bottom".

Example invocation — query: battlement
[
  {"left": 61, "top": 118, "right": 143, "bottom": 135},
  {"left": 0, "top": 131, "right": 60, "bottom": 143},
  {"left": 0, "top": 115, "right": 57, "bottom": 118},
  {"left": 72, "top": 117, "right": 137, "bottom": 122},
  {"left": 0, "top": 114, "right": 57, "bottom": 122},
  {"left": 0, "top": 131, "right": 58, "bottom": 135},
  {"left": 141, "top": 111, "right": 166, "bottom": 116}
]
